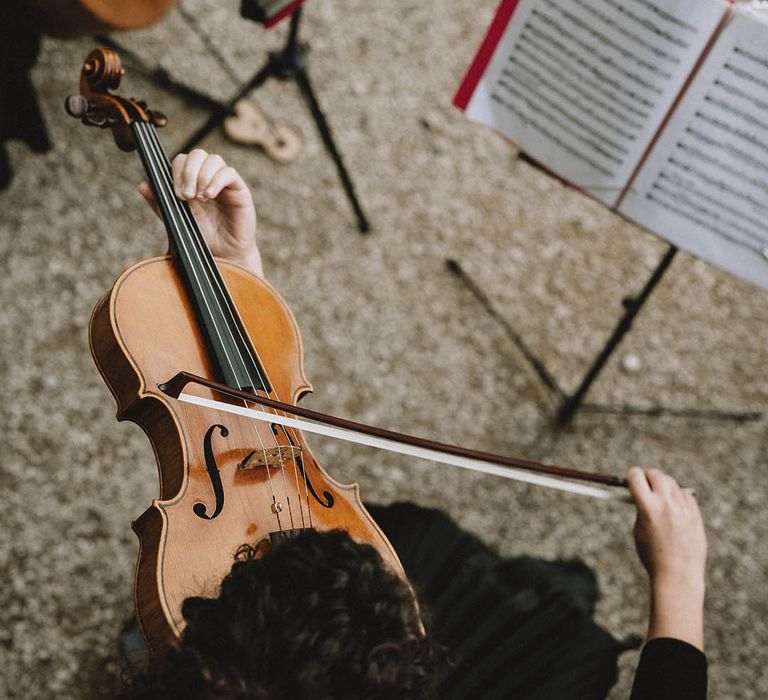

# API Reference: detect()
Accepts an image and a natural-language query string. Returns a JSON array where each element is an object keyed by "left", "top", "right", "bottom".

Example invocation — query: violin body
[
  {"left": 90, "top": 256, "right": 402, "bottom": 653},
  {"left": 70, "top": 48, "right": 628, "bottom": 657}
]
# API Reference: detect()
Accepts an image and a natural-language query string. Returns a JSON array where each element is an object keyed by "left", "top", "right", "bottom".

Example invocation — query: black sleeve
[{"left": 630, "top": 637, "right": 707, "bottom": 700}]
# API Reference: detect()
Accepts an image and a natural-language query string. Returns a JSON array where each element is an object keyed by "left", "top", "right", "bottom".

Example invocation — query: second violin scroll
[{"left": 20, "top": 0, "right": 175, "bottom": 38}]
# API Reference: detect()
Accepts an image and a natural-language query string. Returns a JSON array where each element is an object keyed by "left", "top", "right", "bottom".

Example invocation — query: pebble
[{"left": 621, "top": 353, "right": 642, "bottom": 373}]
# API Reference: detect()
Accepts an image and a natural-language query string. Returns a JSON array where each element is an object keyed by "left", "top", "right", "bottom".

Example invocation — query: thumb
[
  {"left": 627, "top": 466, "right": 653, "bottom": 513},
  {"left": 138, "top": 181, "right": 161, "bottom": 218}
]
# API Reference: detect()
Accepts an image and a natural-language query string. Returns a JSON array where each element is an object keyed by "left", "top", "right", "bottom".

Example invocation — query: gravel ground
[{"left": 1, "top": 1, "right": 767, "bottom": 698}]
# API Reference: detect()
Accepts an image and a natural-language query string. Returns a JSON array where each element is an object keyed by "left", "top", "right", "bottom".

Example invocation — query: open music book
[{"left": 455, "top": 0, "right": 768, "bottom": 291}]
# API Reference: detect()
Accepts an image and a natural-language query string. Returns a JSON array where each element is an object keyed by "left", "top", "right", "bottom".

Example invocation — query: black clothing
[
  {"left": 631, "top": 637, "right": 707, "bottom": 700},
  {"left": 120, "top": 501, "right": 708, "bottom": 698},
  {"left": 0, "top": 5, "right": 51, "bottom": 189},
  {"left": 370, "top": 502, "right": 707, "bottom": 700}
]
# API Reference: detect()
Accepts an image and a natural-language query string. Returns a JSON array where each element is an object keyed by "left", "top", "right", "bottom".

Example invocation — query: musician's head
[{"left": 124, "top": 529, "right": 439, "bottom": 699}]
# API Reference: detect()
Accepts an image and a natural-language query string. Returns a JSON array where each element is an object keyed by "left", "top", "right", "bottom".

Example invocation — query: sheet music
[
  {"left": 619, "top": 9, "right": 768, "bottom": 291},
  {"left": 464, "top": 0, "right": 728, "bottom": 206}
]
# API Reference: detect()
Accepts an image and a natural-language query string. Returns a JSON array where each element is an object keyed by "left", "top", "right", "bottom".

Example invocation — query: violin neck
[{"left": 130, "top": 121, "right": 271, "bottom": 393}]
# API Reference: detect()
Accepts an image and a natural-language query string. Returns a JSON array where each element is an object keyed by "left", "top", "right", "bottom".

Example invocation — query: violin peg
[
  {"left": 151, "top": 111, "right": 168, "bottom": 128},
  {"left": 65, "top": 94, "right": 90, "bottom": 119},
  {"left": 82, "top": 113, "right": 109, "bottom": 128},
  {"left": 68, "top": 48, "right": 154, "bottom": 150}
]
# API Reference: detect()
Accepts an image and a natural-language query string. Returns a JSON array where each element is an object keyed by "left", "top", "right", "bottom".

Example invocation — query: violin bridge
[
  {"left": 237, "top": 446, "right": 302, "bottom": 470},
  {"left": 270, "top": 528, "right": 310, "bottom": 544}
]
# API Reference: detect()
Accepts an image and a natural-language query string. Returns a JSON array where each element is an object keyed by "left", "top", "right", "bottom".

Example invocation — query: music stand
[
  {"left": 99, "top": 4, "right": 371, "bottom": 232},
  {"left": 447, "top": 198, "right": 763, "bottom": 429}
]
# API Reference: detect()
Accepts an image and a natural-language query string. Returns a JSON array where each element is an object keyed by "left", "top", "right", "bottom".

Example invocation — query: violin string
[
  {"left": 144, "top": 124, "right": 311, "bottom": 530},
  {"left": 143, "top": 123, "right": 313, "bottom": 530},
  {"left": 135, "top": 122, "right": 289, "bottom": 531},
  {"left": 143, "top": 125, "right": 303, "bottom": 531},
  {"left": 139, "top": 123, "right": 292, "bottom": 531}
]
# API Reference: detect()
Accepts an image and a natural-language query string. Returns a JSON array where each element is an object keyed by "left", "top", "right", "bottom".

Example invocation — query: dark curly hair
[{"left": 123, "top": 529, "right": 440, "bottom": 699}]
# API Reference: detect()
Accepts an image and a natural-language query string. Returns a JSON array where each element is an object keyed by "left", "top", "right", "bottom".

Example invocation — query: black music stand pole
[
  {"left": 176, "top": 7, "right": 371, "bottom": 232},
  {"left": 446, "top": 158, "right": 762, "bottom": 427},
  {"left": 555, "top": 245, "right": 678, "bottom": 427},
  {"left": 449, "top": 246, "right": 761, "bottom": 427}
]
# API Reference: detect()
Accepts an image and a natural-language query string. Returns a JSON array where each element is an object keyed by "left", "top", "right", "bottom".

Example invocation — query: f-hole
[
  {"left": 271, "top": 424, "right": 334, "bottom": 508},
  {"left": 194, "top": 423, "right": 228, "bottom": 520}
]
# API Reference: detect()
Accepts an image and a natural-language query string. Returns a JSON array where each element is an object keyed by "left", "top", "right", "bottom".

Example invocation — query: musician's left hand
[{"left": 138, "top": 149, "right": 263, "bottom": 278}]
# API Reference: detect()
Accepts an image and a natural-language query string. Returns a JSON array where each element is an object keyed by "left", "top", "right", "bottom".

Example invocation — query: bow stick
[{"left": 159, "top": 372, "right": 631, "bottom": 501}]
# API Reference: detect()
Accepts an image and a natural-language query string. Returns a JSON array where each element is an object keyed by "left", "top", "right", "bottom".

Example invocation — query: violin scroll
[{"left": 65, "top": 48, "right": 166, "bottom": 151}]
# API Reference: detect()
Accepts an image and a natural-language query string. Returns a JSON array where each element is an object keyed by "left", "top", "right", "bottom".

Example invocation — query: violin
[
  {"left": 67, "top": 48, "right": 402, "bottom": 655},
  {"left": 67, "top": 46, "right": 653, "bottom": 656}
]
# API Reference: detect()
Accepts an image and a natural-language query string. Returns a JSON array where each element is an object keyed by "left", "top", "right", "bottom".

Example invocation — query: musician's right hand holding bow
[{"left": 628, "top": 467, "right": 708, "bottom": 699}]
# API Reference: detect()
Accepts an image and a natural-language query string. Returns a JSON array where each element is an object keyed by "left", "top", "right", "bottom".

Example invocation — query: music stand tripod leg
[
  {"left": 175, "top": 62, "right": 275, "bottom": 157},
  {"left": 555, "top": 245, "right": 678, "bottom": 428},
  {"left": 293, "top": 66, "right": 371, "bottom": 233},
  {"left": 174, "top": 7, "right": 370, "bottom": 232}
]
